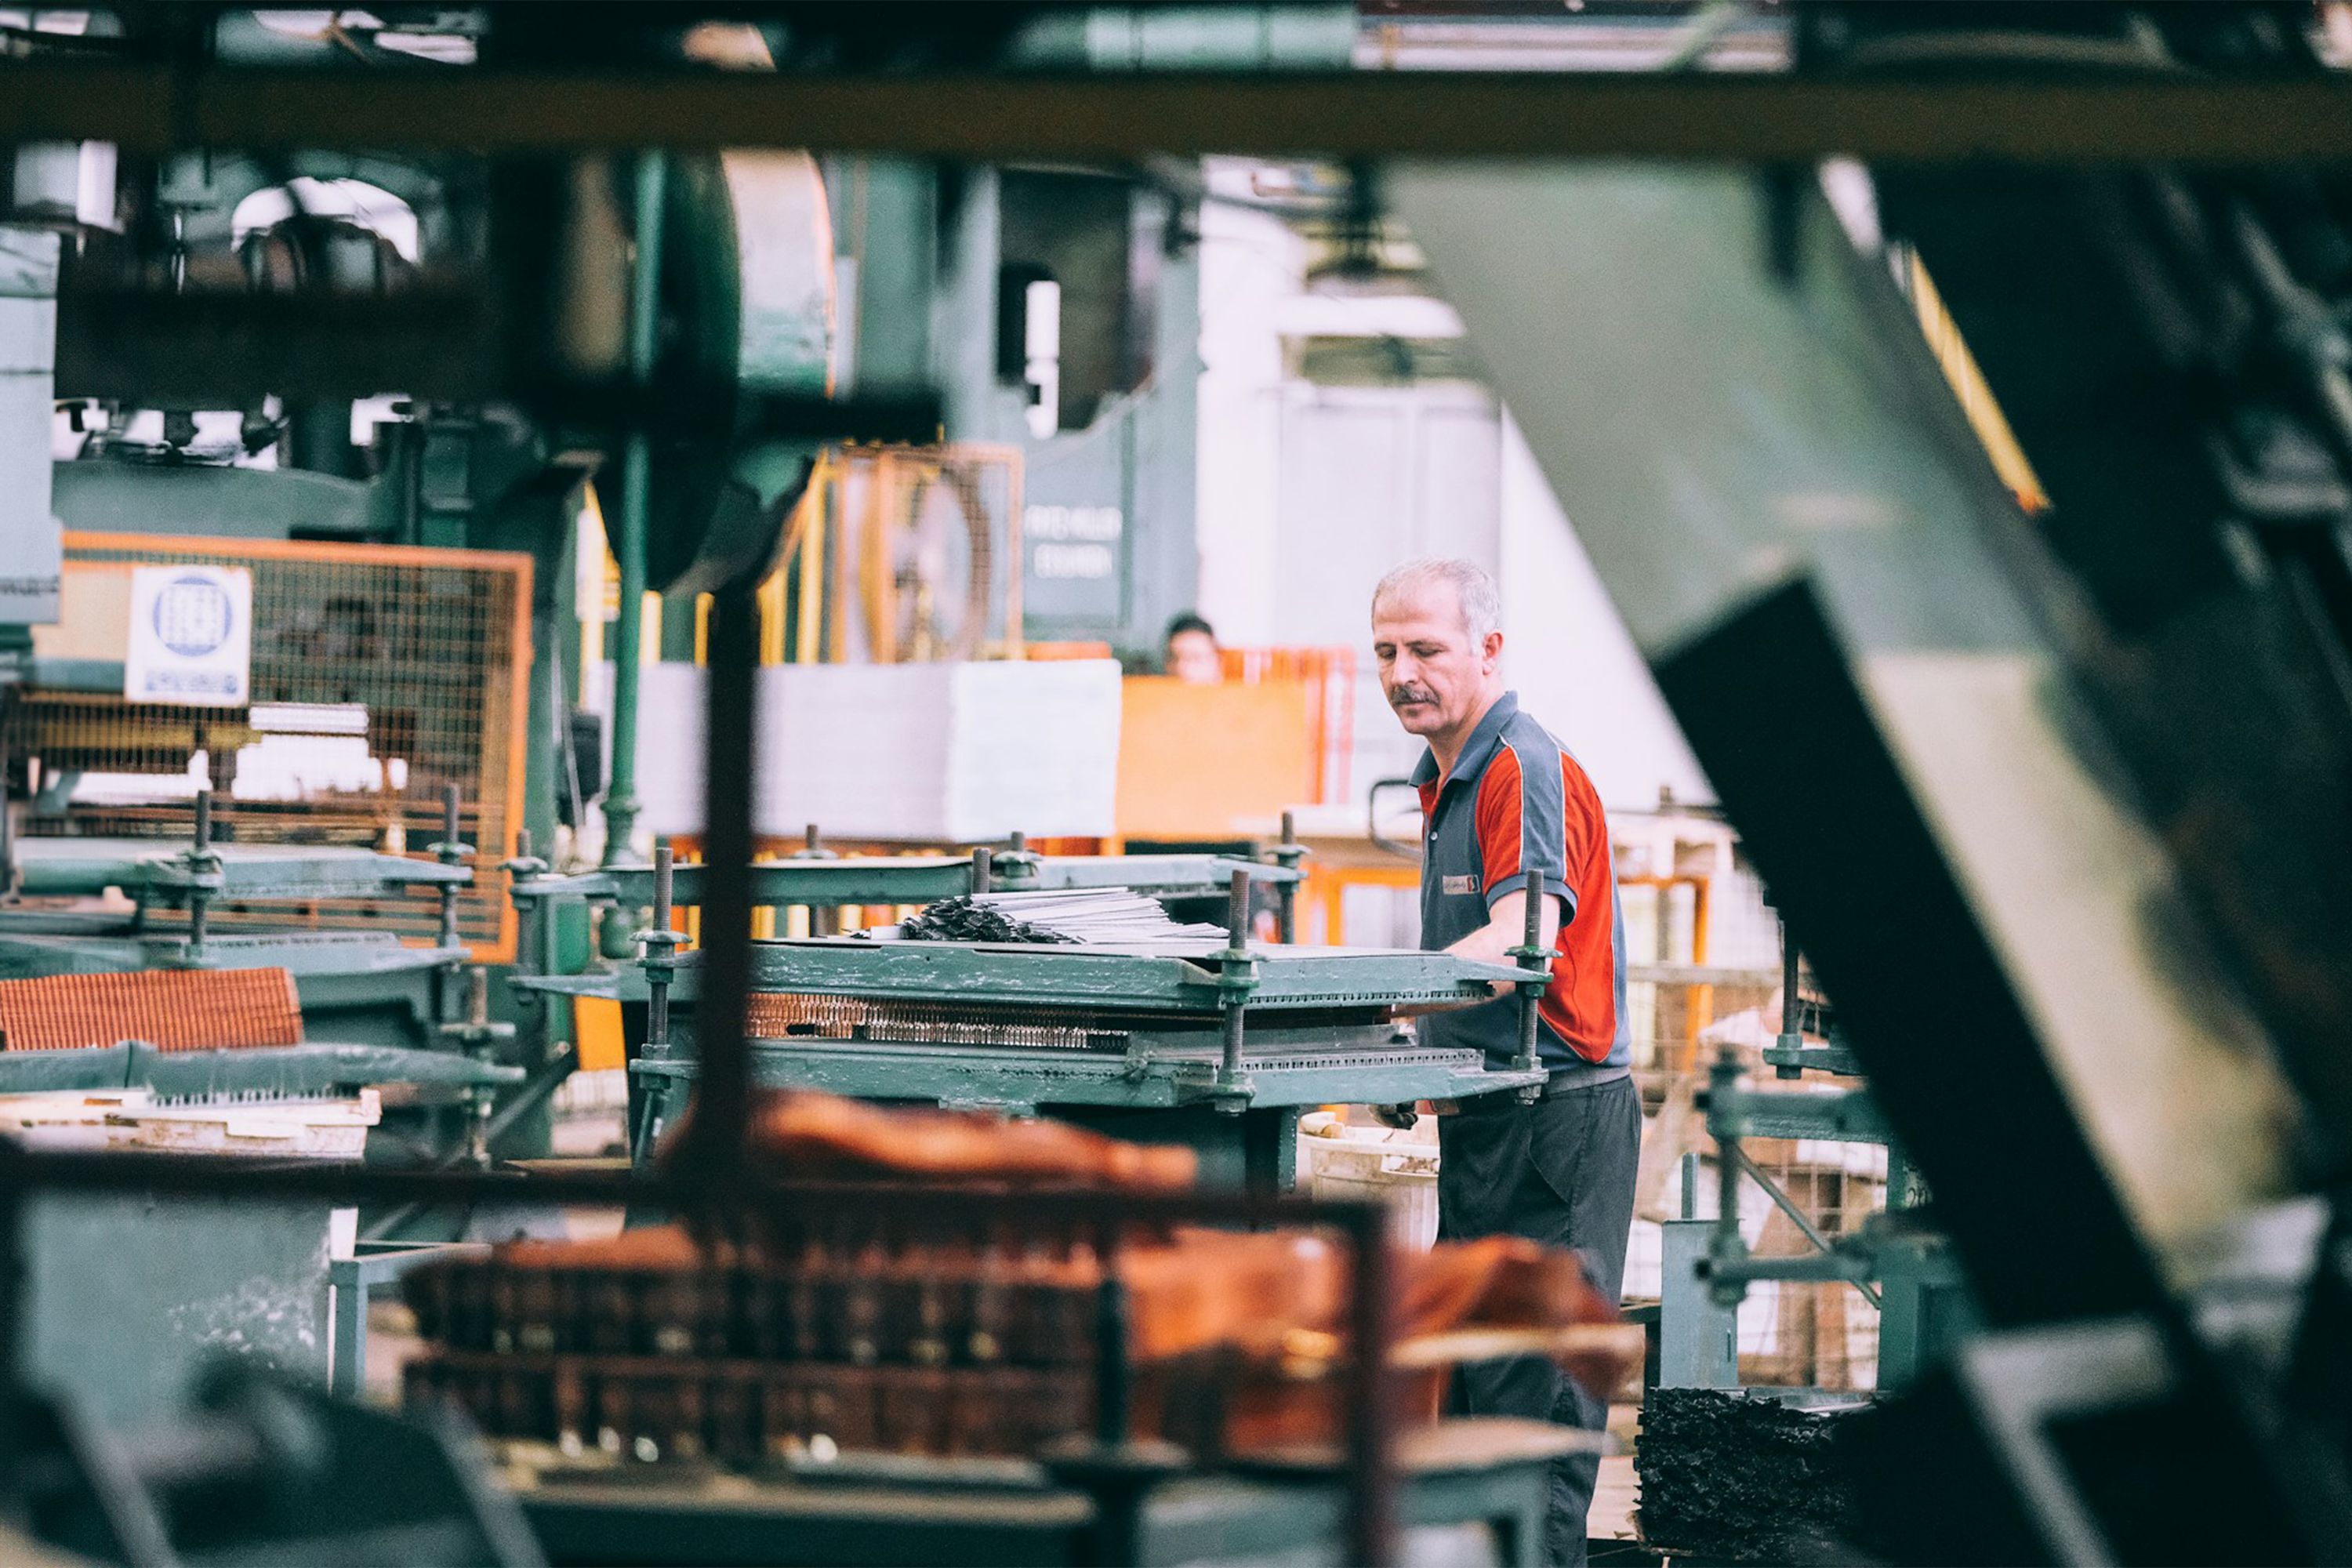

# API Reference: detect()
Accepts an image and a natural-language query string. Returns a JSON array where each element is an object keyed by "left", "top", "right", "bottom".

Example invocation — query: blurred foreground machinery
[
  {"left": 0, "top": 9, "right": 916, "bottom": 1168},
  {"left": 16, "top": 5, "right": 2352, "bottom": 1563},
  {"left": 1394, "top": 4, "right": 2352, "bottom": 1560},
  {"left": 397, "top": 1092, "right": 1639, "bottom": 1568}
]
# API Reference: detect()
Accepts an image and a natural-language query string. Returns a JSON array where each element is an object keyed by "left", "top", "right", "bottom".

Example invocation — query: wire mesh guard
[{"left": 9, "top": 535, "right": 532, "bottom": 959}]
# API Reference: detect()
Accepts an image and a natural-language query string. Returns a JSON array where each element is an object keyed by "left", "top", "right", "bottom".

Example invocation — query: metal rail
[
  {"left": 6, "top": 64, "right": 2352, "bottom": 161},
  {"left": 1720, "top": 1138, "right": 1882, "bottom": 1310}
]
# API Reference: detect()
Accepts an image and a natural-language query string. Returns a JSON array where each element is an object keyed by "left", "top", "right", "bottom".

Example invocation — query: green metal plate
[
  {"left": 633, "top": 1039, "right": 1540, "bottom": 1112},
  {"left": 510, "top": 853, "right": 1298, "bottom": 911},
  {"left": 13, "top": 837, "right": 468, "bottom": 902},
  {"left": 521, "top": 941, "right": 1519, "bottom": 1015},
  {"left": 1719, "top": 1088, "right": 1890, "bottom": 1144},
  {"left": 141, "top": 1043, "right": 524, "bottom": 1096},
  {"left": 0, "top": 929, "right": 463, "bottom": 980},
  {"left": 25, "top": 1190, "right": 340, "bottom": 1429},
  {"left": 752, "top": 939, "right": 1521, "bottom": 1013},
  {"left": 0, "top": 1042, "right": 522, "bottom": 1098}
]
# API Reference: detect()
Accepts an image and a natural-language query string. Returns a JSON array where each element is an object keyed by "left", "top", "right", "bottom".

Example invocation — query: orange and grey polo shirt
[{"left": 1412, "top": 691, "right": 1631, "bottom": 1081}]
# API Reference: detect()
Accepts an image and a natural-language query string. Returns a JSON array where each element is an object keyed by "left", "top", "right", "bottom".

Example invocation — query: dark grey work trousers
[{"left": 1437, "top": 1076, "right": 1642, "bottom": 1568}]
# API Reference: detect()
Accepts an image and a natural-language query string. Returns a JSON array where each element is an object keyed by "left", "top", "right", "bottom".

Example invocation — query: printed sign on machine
[{"left": 123, "top": 565, "right": 253, "bottom": 707}]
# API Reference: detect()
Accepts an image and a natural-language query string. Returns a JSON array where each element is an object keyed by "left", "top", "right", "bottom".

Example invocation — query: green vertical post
[{"left": 603, "top": 150, "right": 667, "bottom": 874}]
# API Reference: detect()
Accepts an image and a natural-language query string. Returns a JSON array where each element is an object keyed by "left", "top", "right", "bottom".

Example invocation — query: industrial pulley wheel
[{"left": 647, "top": 150, "right": 837, "bottom": 597}]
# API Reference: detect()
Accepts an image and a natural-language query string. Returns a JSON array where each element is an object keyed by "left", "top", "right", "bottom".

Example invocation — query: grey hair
[{"left": 1370, "top": 557, "right": 1502, "bottom": 643}]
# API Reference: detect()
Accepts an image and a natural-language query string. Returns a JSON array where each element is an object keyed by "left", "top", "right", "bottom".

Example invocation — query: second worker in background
[{"left": 1370, "top": 556, "right": 1639, "bottom": 1568}]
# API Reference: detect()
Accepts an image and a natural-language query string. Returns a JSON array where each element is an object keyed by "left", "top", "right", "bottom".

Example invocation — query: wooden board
[{"left": 1115, "top": 677, "right": 1315, "bottom": 838}]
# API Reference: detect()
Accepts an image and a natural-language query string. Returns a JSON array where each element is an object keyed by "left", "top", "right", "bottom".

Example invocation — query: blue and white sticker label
[{"left": 124, "top": 564, "right": 252, "bottom": 709}]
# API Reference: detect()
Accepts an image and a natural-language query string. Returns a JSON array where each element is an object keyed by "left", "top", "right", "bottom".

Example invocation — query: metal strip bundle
[
  {"left": 0, "top": 966, "right": 303, "bottom": 1052},
  {"left": 745, "top": 993, "right": 1129, "bottom": 1052},
  {"left": 402, "top": 1227, "right": 1105, "bottom": 1465}
]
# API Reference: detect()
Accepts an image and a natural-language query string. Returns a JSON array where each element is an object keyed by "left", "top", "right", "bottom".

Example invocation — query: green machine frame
[{"left": 510, "top": 849, "right": 1544, "bottom": 1189}]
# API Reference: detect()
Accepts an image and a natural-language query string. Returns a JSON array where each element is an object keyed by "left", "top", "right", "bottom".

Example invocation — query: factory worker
[
  {"left": 1371, "top": 556, "right": 1639, "bottom": 1568},
  {"left": 1161, "top": 611, "right": 1224, "bottom": 684}
]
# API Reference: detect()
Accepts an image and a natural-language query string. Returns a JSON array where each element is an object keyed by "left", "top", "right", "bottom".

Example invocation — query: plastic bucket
[{"left": 1299, "top": 1112, "right": 1439, "bottom": 1252}]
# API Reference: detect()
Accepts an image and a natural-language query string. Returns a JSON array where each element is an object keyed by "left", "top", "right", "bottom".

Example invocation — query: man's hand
[{"left": 1447, "top": 889, "right": 1565, "bottom": 994}]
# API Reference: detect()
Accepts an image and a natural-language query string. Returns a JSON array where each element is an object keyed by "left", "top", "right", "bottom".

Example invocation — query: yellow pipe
[
  {"left": 800, "top": 452, "right": 831, "bottom": 664},
  {"left": 1907, "top": 251, "right": 2049, "bottom": 512}
]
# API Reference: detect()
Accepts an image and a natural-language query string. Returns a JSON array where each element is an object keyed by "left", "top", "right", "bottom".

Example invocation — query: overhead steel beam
[{"left": 5, "top": 64, "right": 2352, "bottom": 160}]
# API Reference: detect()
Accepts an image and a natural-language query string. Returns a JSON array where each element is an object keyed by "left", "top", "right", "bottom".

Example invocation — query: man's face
[
  {"left": 1167, "top": 629, "right": 1221, "bottom": 684},
  {"left": 1372, "top": 584, "right": 1500, "bottom": 740}
]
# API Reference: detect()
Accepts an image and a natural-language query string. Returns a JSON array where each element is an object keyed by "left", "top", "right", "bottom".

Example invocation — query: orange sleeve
[{"left": 1475, "top": 748, "right": 1524, "bottom": 895}]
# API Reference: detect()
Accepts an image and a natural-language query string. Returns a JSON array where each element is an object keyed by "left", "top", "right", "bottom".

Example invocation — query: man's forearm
[{"left": 1446, "top": 889, "right": 1564, "bottom": 968}]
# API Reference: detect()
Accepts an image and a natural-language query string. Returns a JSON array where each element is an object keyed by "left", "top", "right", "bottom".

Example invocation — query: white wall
[
  {"left": 1186, "top": 163, "right": 1715, "bottom": 812},
  {"left": 1275, "top": 379, "right": 1501, "bottom": 803},
  {"left": 1499, "top": 411, "right": 1711, "bottom": 811},
  {"left": 1192, "top": 187, "right": 1298, "bottom": 645}
]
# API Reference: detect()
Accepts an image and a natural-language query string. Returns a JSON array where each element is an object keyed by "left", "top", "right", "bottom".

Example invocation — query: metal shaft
[
  {"left": 1515, "top": 880, "right": 1544, "bottom": 1074},
  {"left": 1714, "top": 1051, "right": 1743, "bottom": 1280},
  {"left": 799, "top": 824, "right": 835, "bottom": 935},
  {"left": 1276, "top": 810, "right": 1298, "bottom": 944},
  {"left": 971, "top": 846, "right": 992, "bottom": 895},
  {"left": 438, "top": 781, "right": 463, "bottom": 951},
  {"left": 1780, "top": 913, "right": 1801, "bottom": 1038},
  {"left": 0, "top": 699, "right": 13, "bottom": 898},
  {"left": 648, "top": 844, "right": 673, "bottom": 1051},
  {"left": 601, "top": 149, "right": 669, "bottom": 869},
  {"left": 1220, "top": 867, "right": 1250, "bottom": 1087},
  {"left": 188, "top": 789, "right": 212, "bottom": 952},
  {"left": 464, "top": 966, "right": 496, "bottom": 1166}
]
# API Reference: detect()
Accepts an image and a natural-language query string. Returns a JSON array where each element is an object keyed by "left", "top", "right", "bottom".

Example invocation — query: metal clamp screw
[
  {"left": 1212, "top": 868, "right": 1259, "bottom": 1112},
  {"left": 1506, "top": 884, "right": 1549, "bottom": 1102},
  {"left": 640, "top": 844, "right": 685, "bottom": 1054},
  {"left": 1263, "top": 811, "right": 1308, "bottom": 944},
  {"left": 437, "top": 966, "right": 517, "bottom": 1167},
  {"left": 993, "top": 829, "right": 1041, "bottom": 887},
  {"left": 177, "top": 789, "right": 227, "bottom": 956},
  {"left": 426, "top": 782, "right": 474, "bottom": 956}
]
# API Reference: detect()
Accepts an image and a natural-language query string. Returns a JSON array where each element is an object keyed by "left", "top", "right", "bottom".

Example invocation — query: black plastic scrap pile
[
  {"left": 898, "top": 889, "right": 1228, "bottom": 946},
  {"left": 899, "top": 895, "right": 1077, "bottom": 944},
  {"left": 1637, "top": 1387, "right": 1867, "bottom": 1562}
]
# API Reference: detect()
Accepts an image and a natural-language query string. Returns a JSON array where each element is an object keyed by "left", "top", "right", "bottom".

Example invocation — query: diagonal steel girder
[{"left": 1388, "top": 164, "right": 2305, "bottom": 1329}]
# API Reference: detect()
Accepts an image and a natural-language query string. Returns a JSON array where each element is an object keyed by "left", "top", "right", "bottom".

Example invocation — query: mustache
[{"left": 1388, "top": 686, "right": 1438, "bottom": 707}]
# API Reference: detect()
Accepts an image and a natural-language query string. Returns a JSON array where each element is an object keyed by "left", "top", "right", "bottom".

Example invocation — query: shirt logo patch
[{"left": 1442, "top": 873, "right": 1480, "bottom": 896}]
